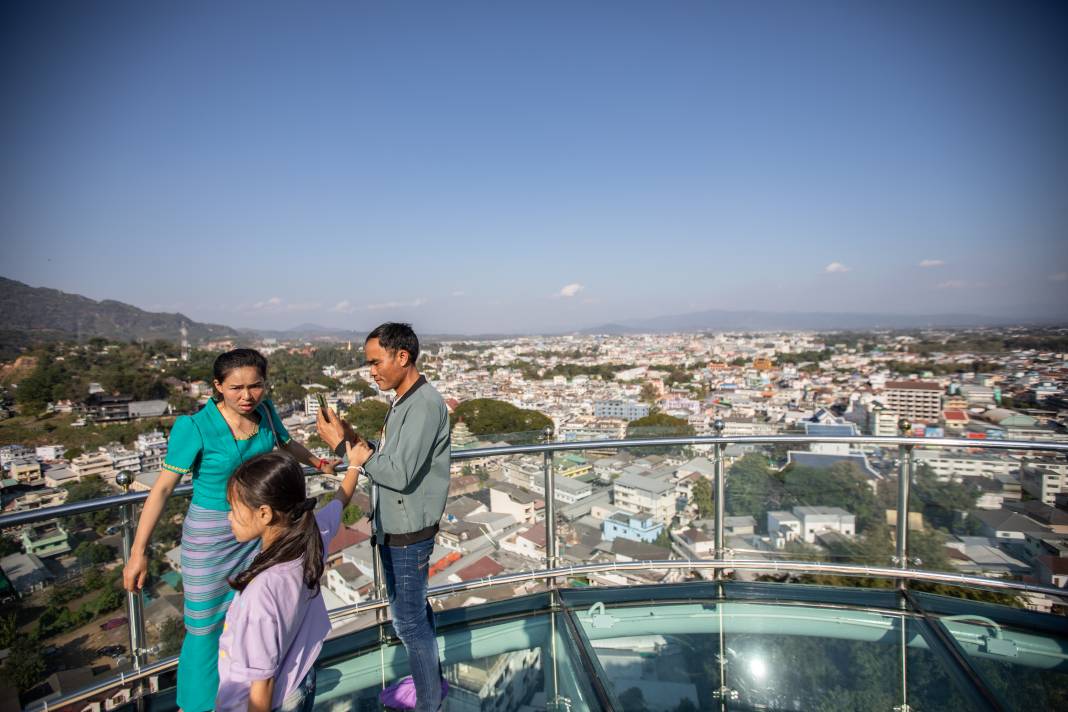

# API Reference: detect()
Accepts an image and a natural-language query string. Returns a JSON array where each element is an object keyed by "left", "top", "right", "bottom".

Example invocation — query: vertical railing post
[
  {"left": 895, "top": 419, "right": 913, "bottom": 591},
  {"left": 712, "top": 419, "right": 726, "bottom": 581},
  {"left": 372, "top": 544, "right": 387, "bottom": 626},
  {"left": 543, "top": 427, "right": 558, "bottom": 578},
  {"left": 115, "top": 472, "right": 146, "bottom": 670}
]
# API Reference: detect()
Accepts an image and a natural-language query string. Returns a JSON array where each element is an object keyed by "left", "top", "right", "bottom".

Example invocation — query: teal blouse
[{"left": 161, "top": 399, "right": 291, "bottom": 511}]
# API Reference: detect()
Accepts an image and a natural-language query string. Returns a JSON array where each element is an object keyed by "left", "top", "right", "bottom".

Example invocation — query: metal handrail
[
  {"left": 2, "top": 434, "right": 1064, "bottom": 527},
  {"left": 450, "top": 434, "right": 1068, "bottom": 460},
  {"left": 24, "top": 558, "right": 1068, "bottom": 712},
  {"left": 7, "top": 433, "right": 1068, "bottom": 712}
]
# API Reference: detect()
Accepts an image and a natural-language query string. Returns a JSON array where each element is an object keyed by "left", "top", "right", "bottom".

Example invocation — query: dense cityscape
[{"left": 0, "top": 327, "right": 1066, "bottom": 706}]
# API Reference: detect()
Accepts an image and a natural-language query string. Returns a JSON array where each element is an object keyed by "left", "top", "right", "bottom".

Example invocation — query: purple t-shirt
[{"left": 216, "top": 500, "right": 342, "bottom": 712}]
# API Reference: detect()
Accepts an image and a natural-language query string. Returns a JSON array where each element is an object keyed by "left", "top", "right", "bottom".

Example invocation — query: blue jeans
[
  {"left": 274, "top": 666, "right": 316, "bottom": 712},
  {"left": 380, "top": 538, "right": 442, "bottom": 712}
]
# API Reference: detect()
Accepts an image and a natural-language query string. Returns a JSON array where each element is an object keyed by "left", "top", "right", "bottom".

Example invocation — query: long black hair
[
  {"left": 212, "top": 348, "right": 268, "bottom": 402},
  {"left": 227, "top": 452, "right": 324, "bottom": 596}
]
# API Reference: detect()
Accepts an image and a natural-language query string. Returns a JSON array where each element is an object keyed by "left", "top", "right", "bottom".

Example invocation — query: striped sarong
[
  {"left": 181, "top": 503, "right": 259, "bottom": 635},
  {"left": 177, "top": 503, "right": 259, "bottom": 712}
]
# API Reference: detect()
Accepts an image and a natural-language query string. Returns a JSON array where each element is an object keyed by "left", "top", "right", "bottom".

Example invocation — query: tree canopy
[
  {"left": 345, "top": 399, "right": 390, "bottom": 440},
  {"left": 626, "top": 413, "right": 695, "bottom": 438},
  {"left": 450, "top": 399, "right": 553, "bottom": 440}
]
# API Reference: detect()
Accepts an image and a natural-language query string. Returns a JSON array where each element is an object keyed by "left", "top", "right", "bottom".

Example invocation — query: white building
[
  {"left": 135, "top": 431, "right": 168, "bottom": 472},
  {"left": 69, "top": 451, "right": 115, "bottom": 481},
  {"left": 767, "top": 511, "right": 802, "bottom": 548},
  {"left": 594, "top": 400, "right": 649, "bottom": 421},
  {"left": 884, "top": 381, "right": 942, "bottom": 423},
  {"left": 1022, "top": 466, "right": 1068, "bottom": 507},
  {"left": 324, "top": 562, "right": 370, "bottom": 606},
  {"left": 35, "top": 445, "right": 66, "bottom": 462},
  {"left": 104, "top": 445, "right": 141, "bottom": 477},
  {"left": 767, "top": 506, "right": 856, "bottom": 546},
  {"left": 527, "top": 473, "right": 593, "bottom": 505},
  {"left": 866, "top": 404, "right": 899, "bottom": 437},
  {"left": 559, "top": 417, "right": 628, "bottom": 442},
  {"left": 612, "top": 472, "right": 676, "bottom": 524},
  {"left": 720, "top": 419, "right": 784, "bottom": 437},
  {"left": 304, "top": 393, "right": 340, "bottom": 418},
  {"left": 793, "top": 506, "right": 856, "bottom": 544},
  {"left": 0, "top": 445, "right": 34, "bottom": 468},
  {"left": 488, "top": 484, "right": 539, "bottom": 525},
  {"left": 913, "top": 450, "right": 1017, "bottom": 482}
]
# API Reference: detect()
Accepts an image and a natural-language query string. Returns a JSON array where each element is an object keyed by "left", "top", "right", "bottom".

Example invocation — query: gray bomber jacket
[{"left": 361, "top": 376, "right": 451, "bottom": 542}]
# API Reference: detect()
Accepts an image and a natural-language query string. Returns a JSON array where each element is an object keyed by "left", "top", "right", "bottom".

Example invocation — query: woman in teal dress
[{"left": 123, "top": 349, "right": 336, "bottom": 711}]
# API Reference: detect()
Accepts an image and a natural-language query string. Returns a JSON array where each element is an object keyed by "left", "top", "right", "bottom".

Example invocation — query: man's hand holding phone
[{"left": 316, "top": 406, "right": 359, "bottom": 452}]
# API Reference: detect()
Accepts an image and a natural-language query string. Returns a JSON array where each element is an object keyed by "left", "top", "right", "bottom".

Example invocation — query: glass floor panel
[
  {"left": 567, "top": 599, "right": 980, "bottom": 711},
  {"left": 936, "top": 614, "right": 1068, "bottom": 711},
  {"left": 102, "top": 583, "right": 1068, "bottom": 712}
]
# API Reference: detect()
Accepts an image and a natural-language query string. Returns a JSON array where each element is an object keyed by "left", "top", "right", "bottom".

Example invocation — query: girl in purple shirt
[{"left": 216, "top": 451, "right": 360, "bottom": 712}]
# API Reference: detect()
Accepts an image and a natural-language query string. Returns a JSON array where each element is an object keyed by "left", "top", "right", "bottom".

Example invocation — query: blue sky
[{"left": 2, "top": 1, "right": 1066, "bottom": 333}]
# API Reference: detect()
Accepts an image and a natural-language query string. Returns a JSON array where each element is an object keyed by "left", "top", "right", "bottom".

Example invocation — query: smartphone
[{"left": 316, "top": 393, "right": 331, "bottom": 421}]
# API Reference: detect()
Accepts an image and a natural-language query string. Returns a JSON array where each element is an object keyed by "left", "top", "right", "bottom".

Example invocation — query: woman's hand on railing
[{"left": 123, "top": 550, "right": 149, "bottom": 592}]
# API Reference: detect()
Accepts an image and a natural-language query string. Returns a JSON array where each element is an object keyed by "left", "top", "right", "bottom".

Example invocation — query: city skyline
[{"left": 3, "top": 2, "right": 1067, "bottom": 333}]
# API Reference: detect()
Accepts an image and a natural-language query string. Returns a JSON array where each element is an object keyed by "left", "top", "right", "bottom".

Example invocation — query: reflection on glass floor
[{"left": 138, "top": 583, "right": 1068, "bottom": 712}]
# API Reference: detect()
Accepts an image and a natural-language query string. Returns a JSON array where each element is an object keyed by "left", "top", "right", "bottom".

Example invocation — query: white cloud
[
  {"left": 824, "top": 262, "right": 851, "bottom": 274},
  {"left": 250, "top": 296, "right": 284, "bottom": 310},
  {"left": 937, "top": 280, "right": 968, "bottom": 289},
  {"left": 329, "top": 297, "right": 429, "bottom": 312},
  {"left": 331, "top": 300, "right": 354, "bottom": 313},
  {"left": 919, "top": 259, "right": 945, "bottom": 268},
  {"left": 559, "top": 283, "right": 584, "bottom": 297},
  {"left": 249, "top": 297, "right": 278, "bottom": 310},
  {"left": 365, "top": 298, "right": 428, "bottom": 311},
  {"left": 451, "top": 290, "right": 466, "bottom": 297},
  {"left": 246, "top": 297, "right": 320, "bottom": 312},
  {"left": 1050, "top": 272, "right": 1068, "bottom": 282}
]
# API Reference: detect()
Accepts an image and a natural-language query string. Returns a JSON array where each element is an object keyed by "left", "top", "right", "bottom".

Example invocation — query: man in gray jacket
[{"left": 317, "top": 322, "right": 450, "bottom": 711}]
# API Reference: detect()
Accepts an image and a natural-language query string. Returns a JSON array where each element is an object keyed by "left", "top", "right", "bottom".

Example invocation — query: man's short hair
[{"left": 366, "top": 322, "right": 420, "bottom": 363}]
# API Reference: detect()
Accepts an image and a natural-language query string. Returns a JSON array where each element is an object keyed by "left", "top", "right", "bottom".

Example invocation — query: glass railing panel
[
  {"left": 903, "top": 444, "right": 1041, "bottom": 609},
  {"left": 555, "top": 439, "right": 692, "bottom": 590},
  {"left": 1, "top": 500, "right": 134, "bottom": 707},
  {"left": 314, "top": 611, "right": 606, "bottom": 711},
  {"left": 438, "top": 431, "right": 557, "bottom": 606}
]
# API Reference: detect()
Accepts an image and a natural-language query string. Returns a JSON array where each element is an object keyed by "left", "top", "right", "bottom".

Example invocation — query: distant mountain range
[
  {"left": 580, "top": 308, "right": 1032, "bottom": 334},
  {"left": 0, "top": 276, "right": 240, "bottom": 345}
]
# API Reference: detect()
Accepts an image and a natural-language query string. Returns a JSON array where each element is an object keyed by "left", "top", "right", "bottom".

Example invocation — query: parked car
[
  {"left": 100, "top": 616, "right": 128, "bottom": 631},
  {"left": 96, "top": 645, "right": 125, "bottom": 657}
]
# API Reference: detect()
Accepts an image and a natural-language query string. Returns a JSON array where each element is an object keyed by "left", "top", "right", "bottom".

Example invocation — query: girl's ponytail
[
  {"left": 294, "top": 499, "right": 325, "bottom": 593},
  {"left": 227, "top": 452, "right": 324, "bottom": 596}
]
